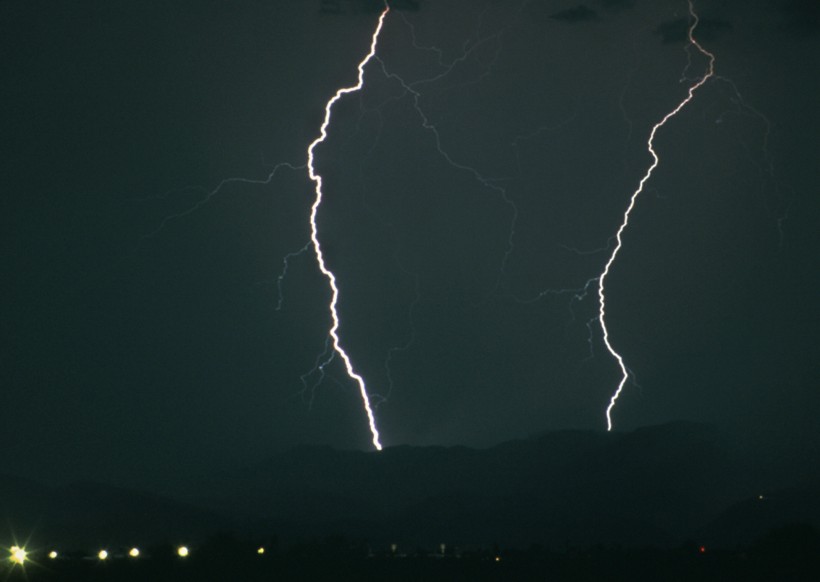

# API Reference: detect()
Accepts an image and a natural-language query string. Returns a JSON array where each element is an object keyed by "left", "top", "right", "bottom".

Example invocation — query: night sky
[{"left": 2, "top": 0, "right": 818, "bottom": 492}]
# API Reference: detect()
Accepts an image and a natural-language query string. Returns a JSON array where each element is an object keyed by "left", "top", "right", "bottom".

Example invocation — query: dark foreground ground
[{"left": 4, "top": 528, "right": 818, "bottom": 582}]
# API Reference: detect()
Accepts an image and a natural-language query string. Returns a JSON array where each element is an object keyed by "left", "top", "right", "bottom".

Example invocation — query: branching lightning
[
  {"left": 370, "top": 6, "right": 527, "bottom": 301},
  {"left": 132, "top": 0, "right": 773, "bottom": 446},
  {"left": 306, "top": 5, "right": 390, "bottom": 451},
  {"left": 139, "top": 161, "right": 305, "bottom": 241},
  {"left": 274, "top": 243, "right": 311, "bottom": 311},
  {"left": 334, "top": 7, "right": 524, "bottom": 414},
  {"left": 600, "top": 0, "right": 715, "bottom": 431}
]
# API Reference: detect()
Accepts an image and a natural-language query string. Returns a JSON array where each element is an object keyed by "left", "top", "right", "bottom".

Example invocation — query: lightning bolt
[
  {"left": 600, "top": 0, "right": 715, "bottom": 431},
  {"left": 306, "top": 4, "right": 390, "bottom": 451}
]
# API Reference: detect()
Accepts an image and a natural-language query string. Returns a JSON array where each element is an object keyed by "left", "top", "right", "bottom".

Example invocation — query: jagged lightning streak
[
  {"left": 600, "top": 0, "right": 715, "bottom": 431},
  {"left": 306, "top": 5, "right": 390, "bottom": 451}
]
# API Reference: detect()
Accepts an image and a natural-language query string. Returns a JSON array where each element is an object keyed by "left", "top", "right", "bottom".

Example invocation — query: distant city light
[
  {"left": 129, "top": 547, "right": 140, "bottom": 558},
  {"left": 699, "top": 545, "right": 706, "bottom": 554},
  {"left": 257, "top": 547, "right": 265, "bottom": 555},
  {"left": 98, "top": 549, "right": 108, "bottom": 560},
  {"left": 48, "top": 550, "right": 58, "bottom": 559},
  {"left": 177, "top": 546, "right": 189, "bottom": 558},
  {"left": 494, "top": 556, "right": 501, "bottom": 562},
  {"left": 10, "top": 545, "right": 27, "bottom": 565}
]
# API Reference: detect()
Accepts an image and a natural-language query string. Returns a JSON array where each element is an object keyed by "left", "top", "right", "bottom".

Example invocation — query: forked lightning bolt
[
  {"left": 600, "top": 0, "right": 715, "bottom": 431},
  {"left": 306, "top": 5, "right": 390, "bottom": 451}
]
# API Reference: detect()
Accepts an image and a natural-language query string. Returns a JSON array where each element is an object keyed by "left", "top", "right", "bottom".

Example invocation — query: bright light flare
[
  {"left": 306, "top": 4, "right": 390, "bottom": 452},
  {"left": 10, "top": 545, "right": 27, "bottom": 565},
  {"left": 599, "top": 0, "right": 715, "bottom": 430},
  {"left": 98, "top": 549, "right": 108, "bottom": 561},
  {"left": 48, "top": 550, "right": 58, "bottom": 559},
  {"left": 129, "top": 547, "right": 140, "bottom": 558},
  {"left": 177, "top": 546, "right": 189, "bottom": 558},
  {"left": 257, "top": 546, "right": 265, "bottom": 555}
]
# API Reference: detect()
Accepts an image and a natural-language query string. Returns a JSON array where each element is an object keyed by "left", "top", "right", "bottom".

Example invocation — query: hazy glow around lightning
[
  {"left": 306, "top": 6, "right": 389, "bottom": 451},
  {"left": 600, "top": 0, "right": 715, "bottom": 431}
]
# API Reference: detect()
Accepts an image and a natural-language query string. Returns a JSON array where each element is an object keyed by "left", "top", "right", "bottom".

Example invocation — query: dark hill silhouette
[
  {"left": 0, "top": 476, "right": 228, "bottom": 549},
  {"left": 3, "top": 422, "right": 817, "bottom": 551},
  {"left": 696, "top": 486, "right": 820, "bottom": 548},
  {"left": 191, "top": 421, "right": 768, "bottom": 548}
]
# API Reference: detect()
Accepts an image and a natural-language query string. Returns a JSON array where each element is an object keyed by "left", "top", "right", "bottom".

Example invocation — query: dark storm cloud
[
  {"left": 549, "top": 4, "right": 599, "bottom": 23},
  {"left": 655, "top": 17, "right": 732, "bottom": 43},
  {"left": 780, "top": 0, "right": 820, "bottom": 35},
  {"left": 387, "top": 0, "right": 420, "bottom": 11},
  {"left": 319, "top": 0, "right": 383, "bottom": 14},
  {"left": 319, "top": 0, "right": 420, "bottom": 14},
  {"left": 596, "top": 0, "right": 635, "bottom": 12}
]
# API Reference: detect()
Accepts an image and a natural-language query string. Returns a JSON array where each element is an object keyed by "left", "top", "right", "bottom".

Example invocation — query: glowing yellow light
[
  {"left": 494, "top": 556, "right": 501, "bottom": 562},
  {"left": 129, "top": 547, "right": 140, "bottom": 558},
  {"left": 10, "top": 545, "right": 27, "bottom": 565},
  {"left": 177, "top": 546, "right": 189, "bottom": 558},
  {"left": 49, "top": 550, "right": 58, "bottom": 559},
  {"left": 98, "top": 549, "right": 108, "bottom": 560},
  {"left": 257, "top": 547, "right": 265, "bottom": 555}
]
